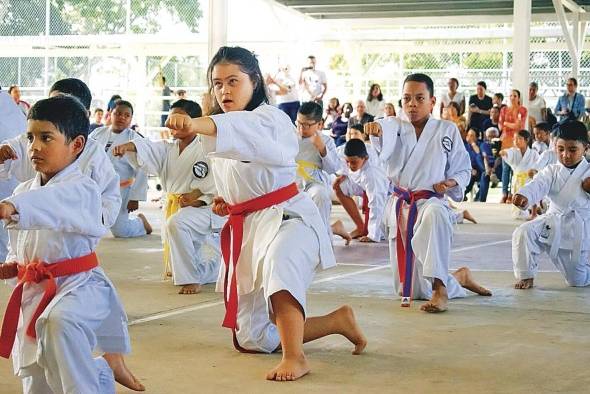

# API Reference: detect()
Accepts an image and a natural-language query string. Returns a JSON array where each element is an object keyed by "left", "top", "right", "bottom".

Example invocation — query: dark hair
[
  {"left": 207, "top": 46, "right": 269, "bottom": 115},
  {"left": 568, "top": 77, "right": 578, "bottom": 87},
  {"left": 534, "top": 122, "right": 550, "bottom": 132},
  {"left": 298, "top": 101, "right": 323, "bottom": 122},
  {"left": 512, "top": 89, "right": 521, "bottom": 99},
  {"left": 49, "top": 78, "right": 92, "bottom": 110},
  {"left": 94, "top": 108, "right": 103, "bottom": 114},
  {"left": 328, "top": 97, "right": 340, "bottom": 110},
  {"left": 516, "top": 129, "right": 531, "bottom": 141},
  {"left": 8, "top": 85, "right": 18, "bottom": 94},
  {"left": 342, "top": 102, "right": 353, "bottom": 113},
  {"left": 107, "top": 95, "right": 122, "bottom": 111},
  {"left": 556, "top": 120, "right": 588, "bottom": 143},
  {"left": 447, "top": 101, "right": 461, "bottom": 114},
  {"left": 494, "top": 92, "right": 504, "bottom": 101},
  {"left": 114, "top": 99, "right": 134, "bottom": 115},
  {"left": 162, "top": 76, "right": 167, "bottom": 83},
  {"left": 449, "top": 78, "right": 459, "bottom": 87},
  {"left": 28, "top": 95, "right": 89, "bottom": 143},
  {"left": 491, "top": 104, "right": 501, "bottom": 111},
  {"left": 349, "top": 123, "right": 364, "bottom": 133},
  {"left": 344, "top": 138, "right": 368, "bottom": 158},
  {"left": 403, "top": 73, "right": 434, "bottom": 97},
  {"left": 308, "top": 55, "right": 316, "bottom": 60},
  {"left": 529, "top": 81, "right": 539, "bottom": 89},
  {"left": 477, "top": 81, "right": 487, "bottom": 90},
  {"left": 367, "top": 83, "right": 383, "bottom": 102},
  {"left": 171, "top": 99, "right": 202, "bottom": 118}
]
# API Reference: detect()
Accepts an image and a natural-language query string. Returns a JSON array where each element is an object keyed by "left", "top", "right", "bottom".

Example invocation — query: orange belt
[
  {"left": 0, "top": 252, "right": 99, "bottom": 359},
  {"left": 119, "top": 178, "right": 135, "bottom": 188},
  {"left": 220, "top": 183, "right": 299, "bottom": 332}
]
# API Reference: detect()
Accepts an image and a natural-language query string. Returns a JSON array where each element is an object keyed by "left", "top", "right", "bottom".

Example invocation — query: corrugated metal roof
[{"left": 273, "top": 0, "right": 590, "bottom": 19}]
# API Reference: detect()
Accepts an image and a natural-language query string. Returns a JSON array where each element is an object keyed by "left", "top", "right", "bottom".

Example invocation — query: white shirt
[
  {"left": 272, "top": 71, "right": 299, "bottom": 104},
  {"left": 528, "top": 95, "right": 547, "bottom": 123},
  {"left": 300, "top": 69, "right": 327, "bottom": 102},
  {"left": 439, "top": 91, "right": 465, "bottom": 109},
  {"left": 366, "top": 99, "right": 386, "bottom": 118}
]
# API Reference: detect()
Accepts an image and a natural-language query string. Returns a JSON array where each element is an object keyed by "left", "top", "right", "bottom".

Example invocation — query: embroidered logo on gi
[
  {"left": 441, "top": 136, "right": 453, "bottom": 153},
  {"left": 192, "top": 161, "right": 209, "bottom": 178}
]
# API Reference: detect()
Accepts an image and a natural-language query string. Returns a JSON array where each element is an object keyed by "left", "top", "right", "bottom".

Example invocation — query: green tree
[{"left": 0, "top": 0, "right": 202, "bottom": 36}]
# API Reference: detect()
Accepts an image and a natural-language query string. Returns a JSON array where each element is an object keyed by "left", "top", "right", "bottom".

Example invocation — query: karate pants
[
  {"left": 234, "top": 218, "right": 319, "bottom": 353},
  {"left": 304, "top": 182, "right": 332, "bottom": 236},
  {"left": 19, "top": 276, "right": 119, "bottom": 393},
  {"left": 110, "top": 186, "right": 146, "bottom": 238},
  {"left": 166, "top": 206, "right": 224, "bottom": 286},
  {"left": 388, "top": 201, "right": 466, "bottom": 300},
  {"left": 512, "top": 219, "right": 590, "bottom": 287}
]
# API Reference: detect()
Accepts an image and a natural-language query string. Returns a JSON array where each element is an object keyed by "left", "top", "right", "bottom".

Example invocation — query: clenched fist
[
  {"left": 512, "top": 194, "right": 528, "bottom": 209},
  {"left": 166, "top": 113, "right": 193, "bottom": 133},
  {"left": 212, "top": 196, "right": 229, "bottom": 217},
  {"left": 364, "top": 122, "right": 382, "bottom": 138},
  {"left": 0, "top": 145, "right": 17, "bottom": 163},
  {"left": 582, "top": 177, "right": 590, "bottom": 193}
]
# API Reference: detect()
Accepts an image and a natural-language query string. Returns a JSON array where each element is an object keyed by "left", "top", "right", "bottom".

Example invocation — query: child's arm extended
[
  {"left": 113, "top": 139, "right": 166, "bottom": 176},
  {"left": 582, "top": 177, "right": 590, "bottom": 195}
]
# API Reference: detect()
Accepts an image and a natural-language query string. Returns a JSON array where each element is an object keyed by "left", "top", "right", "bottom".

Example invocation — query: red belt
[
  {"left": 393, "top": 186, "right": 441, "bottom": 307},
  {"left": 220, "top": 183, "right": 299, "bottom": 332},
  {"left": 0, "top": 252, "right": 99, "bottom": 359}
]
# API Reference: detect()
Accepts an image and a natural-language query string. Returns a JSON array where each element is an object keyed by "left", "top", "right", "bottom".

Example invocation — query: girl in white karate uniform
[
  {"left": 113, "top": 99, "right": 225, "bottom": 294},
  {"left": 166, "top": 46, "right": 366, "bottom": 382},
  {"left": 500, "top": 129, "right": 540, "bottom": 220},
  {"left": 0, "top": 96, "right": 131, "bottom": 394},
  {"left": 512, "top": 120, "right": 590, "bottom": 289}
]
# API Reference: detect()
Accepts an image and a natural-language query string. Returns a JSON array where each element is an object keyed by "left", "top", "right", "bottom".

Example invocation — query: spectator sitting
[
  {"left": 8, "top": 84, "right": 31, "bottom": 115},
  {"left": 331, "top": 102, "right": 353, "bottom": 146},
  {"left": 383, "top": 102, "right": 396, "bottom": 118},
  {"left": 492, "top": 92, "right": 505, "bottom": 109},
  {"left": 464, "top": 129, "right": 485, "bottom": 201},
  {"left": 439, "top": 77, "right": 465, "bottom": 117},
  {"left": 481, "top": 105, "right": 501, "bottom": 139},
  {"left": 348, "top": 100, "right": 374, "bottom": 127},
  {"left": 468, "top": 81, "right": 493, "bottom": 132},
  {"left": 446, "top": 101, "right": 467, "bottom": 136},
  {"left": 324, "top": 97, "right": 340, "bottom": 129},
  {"left": 478, "top": 127, "right": 501, "bottom": 201}
]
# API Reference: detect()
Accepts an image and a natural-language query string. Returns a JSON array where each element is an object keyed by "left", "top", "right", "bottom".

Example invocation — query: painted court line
[{"left": 128, "top": 239, "right": 511, "bottom": 326}]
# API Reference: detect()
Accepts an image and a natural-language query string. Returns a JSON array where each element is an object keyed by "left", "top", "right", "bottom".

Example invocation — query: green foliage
[
  {"left": 329, "top": 54, "right": 349, "bottom": 74},
  {"left": 0, "top": 0, "right": 202, "bottom": 36},
  {"left": 463, "top": 52, "right": 503, "bottom": 69}
]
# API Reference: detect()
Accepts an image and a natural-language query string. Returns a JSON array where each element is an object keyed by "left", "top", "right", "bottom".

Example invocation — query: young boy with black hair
[
  {"left": 0, "top": 96, "right": 131, "bottom": 393},
  {"left": 532, "top": 122, "right": 551, "bottom": 154},
  {"left": 295, "top": 101, "right": 340, "bottom": 235},
  {"left": 512, "top": 120, "right": 590, "bottom": 289},
  {"left": 332, "top": 139, "right": 388, "bottom": 243},
  {"left": 90, "top": 100, "right": 152, "bottom": 238},
  {"left": 113, "top": 99, "right": 224, "bottom": 292}
]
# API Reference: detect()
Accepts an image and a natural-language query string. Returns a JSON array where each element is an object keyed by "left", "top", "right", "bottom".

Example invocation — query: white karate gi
[
  {"left": 129, "top": 136, "right": 225, "bottom": 285},
  {"left": 504, "top": 147, "right": 540, "bottom": 219},
  {"left": 370, "top": 116, "right": 471, "bottom": 300},
  {"left": 0, "top": 92, "right": 26, "bottom": 261},
  {"left": 0, "top": 135, "right": 121, "bottom": 229},
  {"left": 204, "top": 104, "right": 336, "bottom": 352},
  {"left": 513, "top": 160, "right": 590, "bottom": 286},
  {"left": 532, "top": 141, "right": 549, "bottom": 155},
  {"left": 338, "top": 158, "right": 389, "bottom": 241},
  {"left": 90, "top": 126, "right": 147, "bottom": 238},
  {"left": 534, "top": 148, "right": 557, "bottom": 170},
  {"left": 295, "top": 134, "right": 339, "bottom": 232},
  {"left": 3, "top": 162, "right": 129, "bottom": 394}
]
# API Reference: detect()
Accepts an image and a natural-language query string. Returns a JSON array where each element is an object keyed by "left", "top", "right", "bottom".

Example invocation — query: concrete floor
[{"left": 1, "top": 193, "right": 589, "bottom": 393}]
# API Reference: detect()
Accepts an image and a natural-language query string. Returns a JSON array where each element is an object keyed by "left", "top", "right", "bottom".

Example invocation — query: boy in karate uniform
[
  {"left": 332, "top": 139, "right": 388, "bottom": 243},
  {"left": 166, "top": 46, "right": 366, "bottom": 381},
  {"left": 365, "top": 73, "right": 491, "bottom": 313},
  {"left": 113, "top": 99, "right": 224, "bottom": 293},
  {"left": 512, "top": 120, "right": 590, "bottom": 289},
  {"left": 295, "top": 101, "right": 340, "bottom": 233},
  {"left": 0, "top": 96, "right": 131, "bottom": 393},
  {"left": 90, "top": 100, "right": 152, "bottom": 238}
]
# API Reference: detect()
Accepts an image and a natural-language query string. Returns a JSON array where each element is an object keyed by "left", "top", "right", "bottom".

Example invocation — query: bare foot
[
  {"left": 452, "top": 267, "right": 492, "bottom": 296},
  {"left": 331, "top": 220, "right": 352, "bottom": 246},
  {"left": 333, "top": 305, "right": 367, "bottom": 355},
  {"left": 514, "top": 278, "right": 534, "bottom": 289},
  {"left": 462, "top": 209, "right": 477, "bottom": 224},
  {"left": 103, "top": 353, "right": 145, "bottom": 391},
  {"left": 350, "top": 228, "right": 368, "bottom": 239},
  {"left": 178, "top": 283, "right": 202, "bottom": 295},
  {"left": 137, "top": 213, "right": 152, "bottom": 235},
  {"left": 266, "top": 354, "right": 310, "bottom": 381},
  {"left": 420, "top": 287, "right": 448, "bottom": 313}
]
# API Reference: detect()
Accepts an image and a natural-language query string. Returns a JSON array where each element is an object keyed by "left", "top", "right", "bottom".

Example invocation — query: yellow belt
[
  {"left": 513, "top": 172, "right": 529, "bottom": 193},
  {"left": 163, "top": 193, "right": 182, "bottom": 277},
  {"left": 296, "top": 160, "right": 320, "bottom": 182}
]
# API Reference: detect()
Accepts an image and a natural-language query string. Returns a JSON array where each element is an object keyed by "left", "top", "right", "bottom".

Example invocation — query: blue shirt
[{"left": 555, "top": 92, "right": 585, "bottom": 120}]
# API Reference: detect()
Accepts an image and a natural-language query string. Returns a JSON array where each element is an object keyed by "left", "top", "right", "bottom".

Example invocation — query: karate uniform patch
[
  {"left": 192, "top": 161, "right": 209, "bottom": 178},
  {"left": 441, "top": 136, "right": 453, "bottom": 153}
]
